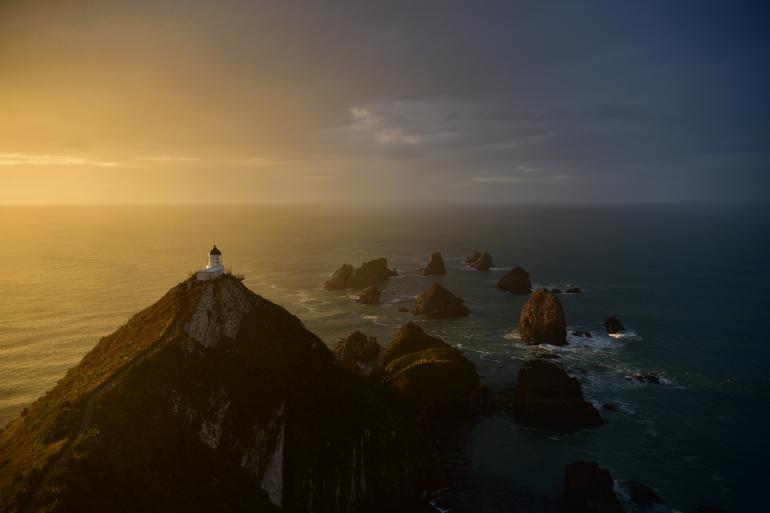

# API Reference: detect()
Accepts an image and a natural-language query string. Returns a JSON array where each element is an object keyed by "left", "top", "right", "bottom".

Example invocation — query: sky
[{"left": 0, "top": 0, "right": 768, "bottom": 204}]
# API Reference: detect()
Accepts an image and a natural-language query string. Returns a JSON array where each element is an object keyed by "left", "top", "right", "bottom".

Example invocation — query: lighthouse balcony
[{"left": 195, "top": 266, "right": 224, "bottom": 281}]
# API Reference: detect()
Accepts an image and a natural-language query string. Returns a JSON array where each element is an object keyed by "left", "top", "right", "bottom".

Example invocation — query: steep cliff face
[{"left": 0, "top": 276, "right": 436, "bottom": 513}]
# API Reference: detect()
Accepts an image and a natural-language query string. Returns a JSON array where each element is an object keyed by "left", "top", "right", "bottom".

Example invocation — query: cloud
[
  {"left": 136, "top": 156, "right": 288, "bottom": 167},
  {"left": 0, "top": 153, "right": 118, "bottom": 167},
  {"left": 136, "top": 156, "right": 202, "bottom": 163},
  {"left": 470, "top": 169, "right": 569, "bottom": 185},
  {"left": 470, "top": 176, "right": 527, "bottom": 184}
]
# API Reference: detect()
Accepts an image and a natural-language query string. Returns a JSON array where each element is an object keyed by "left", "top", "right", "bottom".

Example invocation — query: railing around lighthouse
[{"left": 224, "top": 268, "right": 246, "bottom": 281}]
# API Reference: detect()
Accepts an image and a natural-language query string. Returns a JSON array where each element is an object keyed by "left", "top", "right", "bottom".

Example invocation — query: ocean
[{"left": 1, "top": 204, "right": 768, "bottom": 512}]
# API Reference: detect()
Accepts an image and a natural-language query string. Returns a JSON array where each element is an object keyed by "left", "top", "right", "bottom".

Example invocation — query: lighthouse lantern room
[{"left": 196, "top": 245, "right": 225, "bottom": 281}]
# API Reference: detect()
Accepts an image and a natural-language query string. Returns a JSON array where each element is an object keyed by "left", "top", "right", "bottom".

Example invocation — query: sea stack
[
  {"left": 497, "top": 267, "right": 532, "bottom": 294},
  {"left": 468, "top": 252, "right": 493, "bottom": 271},
  {"left": 604, "top": 316, "right": 625, "bottom": 334},
  {"left": 357, "top": 285, "right": 382, "bottom": 305},
  {"left": 324, "top": 258, "right": 398, "bottom": 290},
  {"left": 333, "top": 331, "right": 381, "bottom": 373},
  {"left": 559, "top": 461, "right": 624, "bottom": 513},
  {"left": 464, "top": 250, "right": 482, "bottom": 264},
  {"left": 422, "top": 252, "right": 446, "bottom": 276},
  {"left": 376, "top": 322, "right": 480, "bottom": 426},
  {"left": 323, "top": 263, "right": 354, "bottom": 290},
  {"left": 513, "top": 360, "right": 602, "bottom": 428},
  {"left": 412, "top": 283, "right": 470, "bottom": 318},
  {"left": 519, "top": 289, "right": 567, "bottom": 346}
]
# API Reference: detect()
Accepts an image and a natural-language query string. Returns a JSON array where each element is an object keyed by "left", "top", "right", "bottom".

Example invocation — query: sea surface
[{"left": 1, "top": 204, "right": 768, "bottom": 512}]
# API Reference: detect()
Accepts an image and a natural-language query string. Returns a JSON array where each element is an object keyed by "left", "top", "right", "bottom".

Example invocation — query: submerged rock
[
  {"left": 497, "top": 267, "right": 532, "bottom": 294},
  {"left": 422, "top": 252, "right": 446, "bottom": 276},
  {"left": 550, "top": 288, "right": 563, "bottom": 294},
  {"left": 376, "top": 322, "right": 480, "bottom": 427},
  {"left": 630, "top": 372, "right": 662, "bottom": 384},
  {"left": 694, "top": 506, "right": 727, "bottom": 513},
  {"left": 604, "top": 316, "right": 625, "bottom": 334},
  {"left": 626, "top": 480, "right": 663, "bottom": 506},
  {"left": 519, "top": 289, "right": 567, "bottom": 346},
  {"left": 397, "top": 307, "right": 410, "bottom": 313},
  {"left": 559, "top": 461, "right": 624, "bottom": 513},
  {"left": 333, "top": 331, "right": 381, "bottom": 373},
  {"left": 565, "top": 287, "right": 582, "bottom": 294},
  {"left": 412, "top": 283, "right": 470, "bottom": 319},
  {"left": 571, "top": 331, "right": 592, "bottom": 338},
  {"left": 0, "top": 276, "right": 437, "bottom": 513},
  {"left": 324, "top": 258, "right": 397, "bottom": 290},
  {"left": 513, "top": 360, "right": 602, "bottom": 428},
  {"left": 468, "top": 252, "right": 493, "bottom": 271},
  {"left": 356, "top": 285, "right": 382, "bottom": 305}
]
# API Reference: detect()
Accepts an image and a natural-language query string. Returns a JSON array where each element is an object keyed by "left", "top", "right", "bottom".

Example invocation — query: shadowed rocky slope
[
  {"left": 375, "top": 322, "right": 480, "bottom": 428},
  {"left": 0, "top": 276, "right": 436, "bottom": 513}
]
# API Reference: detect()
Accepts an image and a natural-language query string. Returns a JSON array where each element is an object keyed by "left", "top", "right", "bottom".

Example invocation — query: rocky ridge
[{"left": 0, "top": 276, "right": 436, "bottom": 513}]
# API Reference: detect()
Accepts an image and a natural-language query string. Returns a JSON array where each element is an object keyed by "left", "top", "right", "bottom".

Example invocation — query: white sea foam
[
  {"left": 607, "top": 330, "right": 640, "bottom": 340},
  {"left": 565, "top": 332, "right": 619, "bottom": 350},
  {"left": 425, "top": 488, "right": 452, "bottom": 513}
]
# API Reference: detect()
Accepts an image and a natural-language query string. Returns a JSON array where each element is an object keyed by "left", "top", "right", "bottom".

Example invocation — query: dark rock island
[
  {"left": 497, "top": 267, "right": 532, "bottom": 294},
  {"left": 422, "top": 252, "right": 446, "bottom": 276},
  {"left": 560, "top": 461, "right": 624, "bottom": 513},
  {"left": 412, "top": 283, "right": 470, "bottom": 318},
  {"left": 324, "top": 258, "right": 398, "bottom": 290},
  {"left": 466, "top": 251, "right": 493, "bottom": 271},
  {"left": 356, "top": 285, "right": 381, "bottom": 305},
  {"left": 519, "top": 289, "right": 567, "bottom": 346},
  {"left": 626, "top": 480, "right": 663, "bottom": 506},
  {"left": 375, "top": 322, "right": 480, "bottom": 427},
  {"left": 464, "top": 250, "right": 482, "bottom": 264},
  {"left": 333, "top": 331, "right": 381, "bottom": 374},
  {"left": 604, "top": 316, "right": 625, "bottom": 334},
  {"left": 513, "top": 360, "right": 602, "bottom": 428}
]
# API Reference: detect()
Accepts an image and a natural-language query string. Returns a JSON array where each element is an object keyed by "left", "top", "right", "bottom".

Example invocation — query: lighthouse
[{"left": 196, "top": 244, "right": 225, "bottom": 281}]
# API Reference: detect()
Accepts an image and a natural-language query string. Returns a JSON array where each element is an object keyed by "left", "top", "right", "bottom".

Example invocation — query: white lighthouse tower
[{"left": 196, "top": 244, "right": 225, "bottom": 281}]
